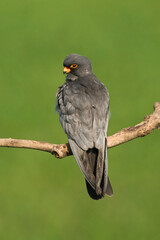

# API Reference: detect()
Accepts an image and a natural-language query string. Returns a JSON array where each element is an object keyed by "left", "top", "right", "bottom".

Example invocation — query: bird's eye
[{"left": 70, "top": 64, "right": 78, "bottom": 68}]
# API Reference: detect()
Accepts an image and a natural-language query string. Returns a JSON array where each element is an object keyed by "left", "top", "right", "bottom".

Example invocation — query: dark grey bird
[{"left": 56, "top": 54, "right": 113, "bottom": 200}]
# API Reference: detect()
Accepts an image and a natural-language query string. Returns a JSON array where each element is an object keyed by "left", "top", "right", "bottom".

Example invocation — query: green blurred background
[{"left": 0, "top": 0, "right": 160, "bottom": 239}]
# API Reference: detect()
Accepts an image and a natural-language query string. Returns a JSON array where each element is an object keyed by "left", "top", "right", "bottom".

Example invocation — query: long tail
[
  {"left": 85, "top": 148, "right": 103, "bottom": 200},
  {"left": 68, "top": 139, "right": 113, "bottom": 200}
]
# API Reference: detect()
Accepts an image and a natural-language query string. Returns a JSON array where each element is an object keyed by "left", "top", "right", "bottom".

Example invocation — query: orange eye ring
[{"left": 70, "top": 64, "right": 78, "bottom": 68}]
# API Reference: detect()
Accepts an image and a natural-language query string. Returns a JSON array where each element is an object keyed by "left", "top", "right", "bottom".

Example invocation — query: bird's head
[{"left": 63, "top": 54, "right": 92, "bottom": 78}]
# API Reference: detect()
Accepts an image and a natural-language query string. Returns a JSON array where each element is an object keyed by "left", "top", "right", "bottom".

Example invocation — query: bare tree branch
[{"left": 0, "top": 102, "right": 160, "bottom": 159}]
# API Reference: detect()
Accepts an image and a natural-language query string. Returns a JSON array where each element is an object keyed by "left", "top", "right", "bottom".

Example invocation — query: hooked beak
[{"left": 63, "top": 66, "right": 71, "bottom": 74}]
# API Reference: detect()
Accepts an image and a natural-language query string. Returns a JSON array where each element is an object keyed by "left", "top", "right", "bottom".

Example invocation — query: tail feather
[
  {"left": 106, "top": 177, "right": 113, "bottom": 196},
  {"left": 85, "top": 177, "right": 113, "bottom": 199},
  {"left": 86, "top": 148, "right": 104, "bottom": 199},
  {"left": 68, "top": 139, "right": 113, "bottom": 200},
  {"left": 85, "top": 180, "right": 104, "bottom": 200}
]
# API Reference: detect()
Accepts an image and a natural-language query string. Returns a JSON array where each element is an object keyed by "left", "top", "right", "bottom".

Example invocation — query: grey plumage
[{"left": 56, "top": 54, "right": 113, "bottom": 199}]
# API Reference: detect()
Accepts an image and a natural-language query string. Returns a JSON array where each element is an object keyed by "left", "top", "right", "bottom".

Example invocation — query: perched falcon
[{"left": 56, "top": 54, "right": 113, "bottom": 200}]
